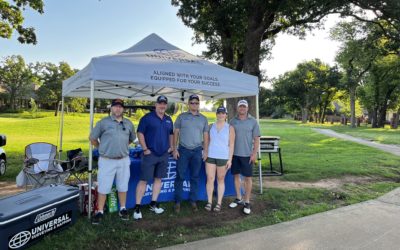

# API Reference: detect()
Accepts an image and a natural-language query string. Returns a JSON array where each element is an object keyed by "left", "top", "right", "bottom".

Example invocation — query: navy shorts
[
  {"left": 140, "top": 152, "right": 169, "bottom": 181},
  {"left": 231, "top": 155, "right": 253, "bottom": 177}
]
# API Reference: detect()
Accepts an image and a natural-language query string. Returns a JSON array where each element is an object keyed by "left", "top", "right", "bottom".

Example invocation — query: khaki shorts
[
  {"left": 206, "top": 157, "right": 228, "bottom": 167},
  {"left": 97, "top": 156, "right": 130, "bottom": 194}
]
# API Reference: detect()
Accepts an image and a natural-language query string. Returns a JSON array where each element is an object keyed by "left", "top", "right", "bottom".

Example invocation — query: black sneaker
[
  {"left": 91, "top": 212, "right": 103, "bottom": 225},
  {"left": 119, "top": 208, "right": 129, "bottom": 221},
  {"left": 149, "top": 203, "right": 165, "bottom": 214},
  {"left": 133, "top": 207, "right": 142, "bottom": 220},
  {"left": 243, "top": 202, "right": 251, "bottom": 215}
]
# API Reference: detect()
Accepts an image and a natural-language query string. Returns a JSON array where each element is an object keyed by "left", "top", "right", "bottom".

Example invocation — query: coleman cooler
[{"left": 0, "top": 184, "right": 79, "bottom": 249}]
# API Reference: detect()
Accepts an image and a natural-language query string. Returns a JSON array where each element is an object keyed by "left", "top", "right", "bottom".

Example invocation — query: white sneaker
[
  {"left": 243, "top": 203, "right": 251, "bottom": 215},
  {"left": 133, "top": 209, "right": 142, "bottom": 220},
  {"left": 229, "top": 198, "right": 244, "bottom": 208},
  {"left": 149, "top": 203, "right": 165, "bottom": 214}
]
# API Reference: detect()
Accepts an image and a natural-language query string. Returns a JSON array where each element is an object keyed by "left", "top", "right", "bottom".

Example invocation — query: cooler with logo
[{"left": 0, "top": 184, "right": 79, "bottom": 249}]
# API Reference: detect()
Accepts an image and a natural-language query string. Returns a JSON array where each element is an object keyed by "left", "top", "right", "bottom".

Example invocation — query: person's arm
[
  {"left": 226, "top": 126, "right": 235, "bottom": 169},
  {"left": 173, "top": 115, "right": 181, "bottom": 159},
  {"left": 89, "top": 121, "right": 101, "bottom": 148},
  {"left": 202, "top": 131, "right": 209, "bottom": 161},
  {"left": 250, "top": 121, "right": 261, "bottom": 164},
  {"left": 250, "top": 136, "right": 260, "bottom": 163},
  {"left": 90, "top": 139, "right": 99, "bottom": 148},
  {"left": 173, "top": 128, "right": 180, "bottom": 159},
  {"left": 168, "top": 134, "right": 174, "bottom": 153},
  {"left": 138, "top": 132, "right": 150, "bottom": 155},
  {"left": 202, "top": 119, "right": 209, "bottom": 161}
]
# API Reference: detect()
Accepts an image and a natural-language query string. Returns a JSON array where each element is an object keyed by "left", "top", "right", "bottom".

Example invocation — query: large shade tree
[
  {"left": 330, "top": 20, "right": 378, "bottom": 128},
  {"left": 171, "top": 0, "right": 348, "bottom": 118},
  {"left": 0, "top": 0, "right": 44, "bottom": 44},
  {"left": 272, "top": 59, "right": 341, "bottom": 123},
  {"left": 358, "top": 54, "right": 400, "bottom": 128},
  {"left": 34, "top": 62, "right": 76, "bottom": 116},
  {"left": 0, "top": 55, "right": 34, "bottom": 110}
]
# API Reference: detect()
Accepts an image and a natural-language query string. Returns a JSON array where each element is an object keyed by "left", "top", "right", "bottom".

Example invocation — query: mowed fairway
[
  {"left": 1, "top": 113, "right": 400, "bottom": 249},
  {"left": 0, "top": 112, "right": 110, "bottom": 179}
]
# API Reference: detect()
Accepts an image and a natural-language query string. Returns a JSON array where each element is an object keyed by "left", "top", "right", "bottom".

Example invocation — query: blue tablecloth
[{"left": 94, "top": 148, "right": 236, "bottom": 208}]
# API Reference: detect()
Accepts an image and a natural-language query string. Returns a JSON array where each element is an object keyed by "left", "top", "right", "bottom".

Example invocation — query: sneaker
[
  {"left": 149, "top": 203, "right": 165, "bottom": 214},
  {"left": 229, "top": 198, "right": 244, "bottom": 208},
  {"left": 133, "top": 207, "right": 142, "bottom": 220},
  {"left": 243, "top": 202, "right": 251, "bottom": 215},
  {"left": 119, "top": 208, "right": 129, "bottom": 221},
  {"left": 174, "top": 203, "right": 181, "bottom": 213},
  {"left": 91, "top": 212, "right": 103, "bottom": 225}
]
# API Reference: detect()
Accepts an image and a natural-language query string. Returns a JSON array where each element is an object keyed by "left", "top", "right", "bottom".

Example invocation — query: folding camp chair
[
  {"left": 61, "top": 148, "right": 89, "bottom": 185},
  {"left": 16, "top": 142, "right": 69, "bottom": 189}
]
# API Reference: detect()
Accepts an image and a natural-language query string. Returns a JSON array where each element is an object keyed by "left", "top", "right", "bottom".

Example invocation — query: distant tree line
[{"left": 0, "top": 56, "right": 87, "bottom": 115}]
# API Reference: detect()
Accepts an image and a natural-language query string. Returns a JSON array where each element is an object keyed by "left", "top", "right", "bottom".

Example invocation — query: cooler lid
[{"left": 0, "top": 184, "right": 79, "bottom": 225}]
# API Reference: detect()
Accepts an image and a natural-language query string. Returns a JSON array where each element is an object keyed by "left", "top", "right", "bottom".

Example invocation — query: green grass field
[{"left": 1, "top": 113, "right": 400, "bottom": 249}]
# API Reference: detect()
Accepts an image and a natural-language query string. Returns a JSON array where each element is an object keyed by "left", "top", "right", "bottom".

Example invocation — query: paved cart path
[
  {"left": 313, "top": 128, "right": 400, "bottom": 156},
  {"left": 162, "top": 188, "right": 400, "bottom": 250}
]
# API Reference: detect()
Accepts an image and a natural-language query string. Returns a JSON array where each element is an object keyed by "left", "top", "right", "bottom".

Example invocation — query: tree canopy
[{"left": 0, "top": 0, "right": 44, "bottom": 44}]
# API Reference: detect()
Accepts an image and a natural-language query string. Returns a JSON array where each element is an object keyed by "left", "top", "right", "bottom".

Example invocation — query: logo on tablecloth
[{"left": 165, "top": 160, "right": 176, "bottom": 180}]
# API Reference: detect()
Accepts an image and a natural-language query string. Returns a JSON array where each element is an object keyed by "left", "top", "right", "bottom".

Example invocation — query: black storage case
[
  {"left": 0, "top": 134, "right": 6, "bottom": 147},
  {"left": 0, "top": 184, "right": 79, "bottom": 249}
]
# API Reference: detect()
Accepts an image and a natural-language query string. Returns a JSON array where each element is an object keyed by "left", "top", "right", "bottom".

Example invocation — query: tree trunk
[
  {"left": 377, "top": 104, "right": 388, "bottom": 128},
  {"left": 349, "top": 85, "right": 356, "bottom": 128},
  {"left": 54, "top": 102, "right": 58, "bottom": 116},
  {"left": 301, "top": 107, "right": 308, "bottom": 123},
  {"left": 10, "top": 91, "right": 16, "bottom": 110},
  {"left": 226, "top": 3, "right": 266, "bottom": 119},
  {"left": 371, "top": 109, "right": 378, "bottom": 128},
  {"left": 391, "top": 112, "right": 398, "bottom": 129}
]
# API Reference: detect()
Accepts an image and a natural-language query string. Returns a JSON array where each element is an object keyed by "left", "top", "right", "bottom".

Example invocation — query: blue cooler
[{"left": 0, "top": 184, "right": 79, "bottom": 249}]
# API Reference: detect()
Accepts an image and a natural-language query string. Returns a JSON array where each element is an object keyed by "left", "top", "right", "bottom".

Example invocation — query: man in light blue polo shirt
[
  {"left": 133, "top": 95, "right": 173, "bottom": 220},
  {"left": 173, "top": 94, "right": 209, "bottom": 213},
  {"left": 90, "top": 98, "right": 136, "bottom": 224}
]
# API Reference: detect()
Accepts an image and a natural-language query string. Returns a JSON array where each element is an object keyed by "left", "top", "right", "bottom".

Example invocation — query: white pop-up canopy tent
[
  {"left": 61, "top": 33, "right": 262, "bottom": 218},
  {"left": 62, "top": 33, "right": 258, "bottom": 101}
]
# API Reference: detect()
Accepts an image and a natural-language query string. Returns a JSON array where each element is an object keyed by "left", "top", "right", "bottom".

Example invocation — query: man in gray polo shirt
[
  {"left": 173, "top": 94, "right": 209, "bottom": 213},
  {"left": 229, "top": 99, "right": 260, "bottom": 215},
  {"left": 89, "top": 98, "right": 136, "bottom": 224}
]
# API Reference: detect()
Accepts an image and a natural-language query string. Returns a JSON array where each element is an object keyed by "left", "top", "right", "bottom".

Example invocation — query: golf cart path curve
[{"left": 313, "top": 128, "right": 400, "bottom": 157}]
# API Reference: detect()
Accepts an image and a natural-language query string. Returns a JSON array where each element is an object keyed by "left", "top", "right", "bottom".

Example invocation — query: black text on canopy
[{"left": 61, "top": 33, "right": 260, "bottom": 218}]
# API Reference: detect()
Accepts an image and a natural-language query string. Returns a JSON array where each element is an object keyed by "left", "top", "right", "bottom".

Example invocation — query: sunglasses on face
[{"left": 190, "top": 102, "right": 199, "bottom": 105}]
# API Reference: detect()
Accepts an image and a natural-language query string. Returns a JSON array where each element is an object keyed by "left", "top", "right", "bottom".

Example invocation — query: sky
[{"left": 0, "top": 1, "right": 342, "bottom": 86}]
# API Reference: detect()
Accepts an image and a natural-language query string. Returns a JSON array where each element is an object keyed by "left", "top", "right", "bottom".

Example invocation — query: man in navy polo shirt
[{"left": 133, "top": 95, "right": 173, "bottom": 220}]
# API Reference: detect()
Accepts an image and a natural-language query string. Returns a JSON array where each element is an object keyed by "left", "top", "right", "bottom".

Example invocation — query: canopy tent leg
[
  {"left": 58, "top": 97, "right": 65, "bottom": 160},
  {"left": 88, "top": 80, "right": 95, "bottom": 219},
  {"left": 255, "top": 94, "right": 262, "bottom": 194}
]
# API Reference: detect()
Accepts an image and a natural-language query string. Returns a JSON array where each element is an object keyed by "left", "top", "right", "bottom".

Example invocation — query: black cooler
[{"left": 0, "top": 184, "right": 79, "bottom": 249}]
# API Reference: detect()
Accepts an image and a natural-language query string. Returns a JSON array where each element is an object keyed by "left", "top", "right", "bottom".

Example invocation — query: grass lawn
[{"left": 1, "top": 114, "right": 400, "bottom": 249}]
